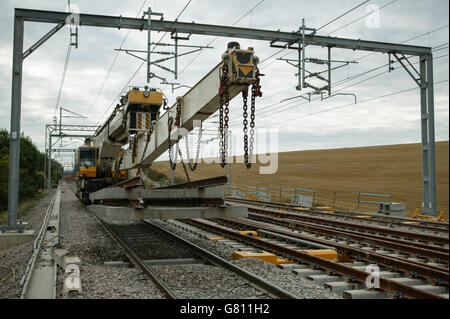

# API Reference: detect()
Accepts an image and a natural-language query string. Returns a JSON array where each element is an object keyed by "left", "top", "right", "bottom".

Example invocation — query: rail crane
[{"left": 75, "top": 42, "right": 262, "bottom": 220}]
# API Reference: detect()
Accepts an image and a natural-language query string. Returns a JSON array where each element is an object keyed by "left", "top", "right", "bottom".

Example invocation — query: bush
[{"left": 0, "top": 129, "right": 61, "bottom": 212}]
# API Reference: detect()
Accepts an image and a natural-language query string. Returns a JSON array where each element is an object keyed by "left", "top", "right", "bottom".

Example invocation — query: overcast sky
[{"left": 0, "top": 0, "right": 448, "bottom": 166}]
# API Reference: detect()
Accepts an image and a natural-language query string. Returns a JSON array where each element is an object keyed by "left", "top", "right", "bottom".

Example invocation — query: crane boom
[
  {"left": 121, "top": 62, "right": 248, "bottom": 169},
  {"left": 75, "top": 42, "right": 259, "bottom": 209},
  {"left": 121, "top": 44, "right": 259, "bottom": 170}
]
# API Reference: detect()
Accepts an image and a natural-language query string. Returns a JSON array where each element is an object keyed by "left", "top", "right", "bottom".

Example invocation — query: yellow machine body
[
  {"left": 225, "top": 44, "right": 257, "bottom": 84},
  {"left": 76, "top": 146, "right": 97, "bottom": 178},
  {"left": 128, "top": 90, "right": 163, "bottom": 105},
  {"left": 124, "top": 88, "right": 163, "bottom": 133}
]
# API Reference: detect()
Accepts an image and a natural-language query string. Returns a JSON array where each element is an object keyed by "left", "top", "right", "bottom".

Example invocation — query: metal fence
[{"left": 356, "top": 192, "right": 392, "bottom": 211}]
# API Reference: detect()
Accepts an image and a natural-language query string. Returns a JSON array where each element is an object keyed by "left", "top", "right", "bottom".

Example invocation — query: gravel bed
[
  {"left": 0, "top": 189, "right": 56, "bottom": 299},
  {"left": 104, "top": 220, "right": 265, "bottom": 298},
  {"left": 107, "top": 221, "right": 196, "bottom": 260},
  {"left": 152, "top": 220, "right": 341, "bottom": 299},
  {"left": 152, "top": 264, "right": 266, "bottom": 299},
  {"left": 56, "top": 182, "right": 165, "bottom": 299}
]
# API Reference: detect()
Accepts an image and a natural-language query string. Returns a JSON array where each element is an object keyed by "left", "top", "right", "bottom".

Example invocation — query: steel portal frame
[
  {"left": 44, "top": 123, "right": 98, "bottom": 191},
  {"left": 3, "top": 8, "right": 438, "bottom": 231}
]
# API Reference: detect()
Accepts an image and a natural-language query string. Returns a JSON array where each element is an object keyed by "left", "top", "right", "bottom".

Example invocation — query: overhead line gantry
[{"left": 3, "top": 7, "right": 438, "bottom": 232}]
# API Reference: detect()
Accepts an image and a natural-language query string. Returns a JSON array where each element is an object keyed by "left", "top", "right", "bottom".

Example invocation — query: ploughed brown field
[{"left": 150, "top": 141, "right": 449, "bottom": 217}]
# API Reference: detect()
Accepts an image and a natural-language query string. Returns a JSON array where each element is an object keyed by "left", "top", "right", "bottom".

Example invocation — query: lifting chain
[
  {"left": 168, "top": 101, "right": 182, "bottom": 171},
  {"left": 244, "top": 66, "right": 262, "bottom": 168},
  {"left": 242, "top": 88, "right": 249, "bottom": 167},
  {"left": 185, "top": 121, "right": 203, "bottom": 171},
  {"left": 137, "top": 123, "right": 155, "bottom": 175},
  {"left": 175, "top": 100, "right": 182, "bottom": 127},
  {"left": 114, "top": 150, "right": 124, "bottom": 181},
  {"left": 218, "top": 63, "right": 230, "bottom": 168},
  {"left": 168, "top": 116, "right": 178, "bottom": 171},
  {"left": 177, "top": 145, "right": 191, "bottom": 184}
]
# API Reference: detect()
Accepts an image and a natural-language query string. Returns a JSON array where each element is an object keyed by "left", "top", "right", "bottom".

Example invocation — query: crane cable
[
  {"left": 84, "top": 0, "right": 149, "bottom": 121},
  {"left": 258, "top": 0, "right": 398, "bottom": 69},
  {"left": 229, "top": 52, "right": 448, "bottom": 127},
  {"left": 95, "top": 0, "right": 193, "bottom": 127},
  {"left": 53, "top": 39, "right": 72, "bottom": 117},
  {"left": 226, "top": 25, "right": 449, "bottom": 124}
]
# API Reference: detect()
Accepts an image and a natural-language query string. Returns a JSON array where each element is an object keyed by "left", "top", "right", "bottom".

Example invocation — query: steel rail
[
  {"left": 247, "top": 212, "right": 449, "bottom": 260},
  {"left": 140, "top": 220, "right": 298, "bottom": 299},
  {"left": 217, "top": 217, "right": 449, "bottom": 282},
  {"left": 241, "top": 206, "right": 449, "bottom": 245},
  {"left": 156, "top": 175, "right": 228, "bottom": 189},
  {"left": 91, "top": 212, "right": 176, "bottom": 299},
  {"left": 20, "top": 190, "right": 56, "bottom": 298},
  {"left": 231, "top": 197, "right": 450, "bottom": 230},
  {"left": 112, "top": 176, "right": 144, "bottom": 189},
  {"left": 184, "top": 219, "right": 445, "bottom": 299},
  {"left": 226, "top": 197, "right": 450, "bottom": 230},
  {"left": 227, "top": 198, "right": 449, "bottom": 232}
]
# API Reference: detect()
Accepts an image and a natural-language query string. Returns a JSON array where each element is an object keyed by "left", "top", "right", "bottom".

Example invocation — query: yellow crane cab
[{"left": 76, "top": 146, "right": 97, "bottom": 178}]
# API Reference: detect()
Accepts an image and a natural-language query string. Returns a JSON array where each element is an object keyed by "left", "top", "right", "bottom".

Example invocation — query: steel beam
[
  {"left": 425, "top": 55, "right": 437, "bottom": 215},
  {"left": 15, "top": 8, "right": 431, "bottom": 56},
  {"left": 157, "top": 175, "right": 228, "bottom": 189},
  {"left": 4, "top": 15, "right": 24, "bottom": 231},
  {"left": 23, "top": 22, "right": 65, "bottom": 60},
  {"left": 50, "top": 149, "right": 77, "bottom": 153},
  {"left": 88, "top": 205, "right": 248, "bottom": 220},
  {"left": 46, "top": 124, "right": 99, "bottom": 132},
  {"left": 121, "top": 63, "right": 248, "bottom": 169},
  {"left": 47, "top": 134, "right": 52, "bottom": 189},
  {"left": 147, "top": 7, "right": 151, "bottom": 83},
  {"left": 50, "top": 134, "right": 93, "bottom": 138},
  {"left": 89, "top": 185, "right": 224, "bottom": 201}
]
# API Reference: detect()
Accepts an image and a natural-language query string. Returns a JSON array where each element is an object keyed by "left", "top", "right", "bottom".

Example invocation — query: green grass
[
  {"left": 143, "top": 167, "right": 187, "bottom": 186},
  {"left": 0, "top": 192, "right": 45, "bottom": 225}
]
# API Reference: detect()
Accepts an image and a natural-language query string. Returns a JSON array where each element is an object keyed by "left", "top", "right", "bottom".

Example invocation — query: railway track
[
  {"left": 226, "top": 199, "right": 449, "bottom": 247},
  {"left": 91, "top": 213, "right": 297, "bottom": 299},
  {"left": 65, "top": 179, "right": 448, "bottom": 299},
  {"left": 245, "top": 212, "right": 449, "bottom": 263},
  {"left": 227, "top": 197, "right": 449, "bottom": 234},
  {"left": 172, "top": 217, "right": 449, "bottom": 299}
]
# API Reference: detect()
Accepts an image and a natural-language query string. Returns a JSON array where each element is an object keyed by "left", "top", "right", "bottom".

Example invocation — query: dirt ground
[{"left": 151, "top": 141, "right": 449, "bottom": 217}]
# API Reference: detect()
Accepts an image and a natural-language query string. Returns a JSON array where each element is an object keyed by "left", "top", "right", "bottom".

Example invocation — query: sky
[{"left": 0, "top": 0, "right": 448, "bottom": 167}]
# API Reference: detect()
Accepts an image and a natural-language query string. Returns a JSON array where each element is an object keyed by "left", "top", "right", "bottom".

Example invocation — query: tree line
[{"left": 0, "top": 129, "right": 62, "bottom": 211}]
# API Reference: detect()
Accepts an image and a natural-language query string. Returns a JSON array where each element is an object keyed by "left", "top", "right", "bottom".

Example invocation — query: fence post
[
  {"left": 333, "top": 191, "right": 337, "bottom": 208},
  {"left": 357, "top": 192, "right": 360, "bottom": 211}
]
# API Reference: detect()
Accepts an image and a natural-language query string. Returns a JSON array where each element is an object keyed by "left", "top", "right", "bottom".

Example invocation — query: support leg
[
  {"left": 419, "top": 55, "right": 437, "bottom": 216},
  {"left": 426, "top": 55, "right": 437, "bottom": 215},
  {"left": 4, "top": 15, "right": 24, "bottom": 231}
]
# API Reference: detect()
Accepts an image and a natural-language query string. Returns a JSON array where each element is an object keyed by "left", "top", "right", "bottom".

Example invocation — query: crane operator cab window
[{"left": 79, "top": 148, "right": 96, "bottom": 168}]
